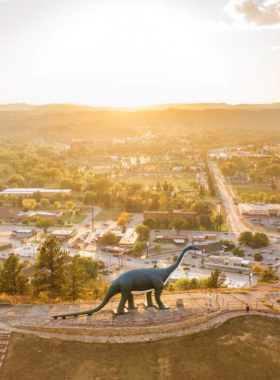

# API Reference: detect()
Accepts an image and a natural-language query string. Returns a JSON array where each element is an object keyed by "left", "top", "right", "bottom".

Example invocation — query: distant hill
[
  {"left": 0, "top": 103, "right": 36, "bottom": 112},
  {"left": 1, "top": 102, "right": 280, "bottom": 113}
]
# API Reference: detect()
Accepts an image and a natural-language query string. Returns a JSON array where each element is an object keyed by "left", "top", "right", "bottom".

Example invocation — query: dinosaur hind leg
[
  {"left": 154, "top": 287, "right": 168, "bottom": 310},
  {"left": 117, "top": 288, "right": 131, "bottom": 313},
  {"left": 146, "top": 291, "right": 156, "bottom": 307}
]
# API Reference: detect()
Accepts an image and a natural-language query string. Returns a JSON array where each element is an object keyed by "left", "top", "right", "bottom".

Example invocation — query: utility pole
[
  {"left": 91, "top": 206, "right": 94, "bottom": 231},
  {"left": 146, "top": 242, "right": 150, "bottom": 260}
]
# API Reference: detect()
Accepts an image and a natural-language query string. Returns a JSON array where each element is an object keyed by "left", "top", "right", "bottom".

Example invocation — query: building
[
  {"left": 206, "top": 255, "right": 251, "bottom": 273},
  {"left": 0, "top": 242, "right": 13, "bottom": 251},
  {"left": 192, "top": 233, "right": 217, "bottom": 242},
  {"left": 154, "top": 235, "right": 189, "bottom": 246},
  {"left": 0, "top": 188, "right": 72, "bottom": 198},
  {"left": 0, "top": 207, "right": 61, "bottom": 223},
  {"left": 196, "top": 242, "right": 225, "bottom": 256},
  {"left": 144, "top": 209, "right": 197, "bottom": 225},
  {"left": 228, "top": 175, "right": 249, "bottom": 185},
  {"left": 12, "top": 229, "right": 35, "bottom": 238},
  {"left": 51, "top": 229, "right": 75, "bottom": 241},
  {"left": 238, "top": 203, "right": 280, "bottom": 217},
  {"left": 118, "top": 228, "right": 139, "bottom": 248}
]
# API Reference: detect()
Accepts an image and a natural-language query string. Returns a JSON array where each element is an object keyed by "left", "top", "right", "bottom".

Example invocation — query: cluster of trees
[
  {"left": 142, "top": 203, "right": 224, "bottom": 231},
  {"left": 241, "top": 192, "right": 280, "bottom": 204},
  {"left": 166, "top": 269, "right": 227, "bottom": 291},
  {"left": 220, "top": 157, "right": 248, "bottom": 177},
  {"left": 0, "top": 237, "right": 103, "bottom": 302},
  {"left": 205, "top": 162, "right": 215, "bottom": 197},
  {"left": 238, "top": 231, "right": 269, "bottom": 248}
]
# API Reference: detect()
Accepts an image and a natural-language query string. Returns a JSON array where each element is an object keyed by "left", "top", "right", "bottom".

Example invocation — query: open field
[
  {"left": 235, "top": 186, "right": 280, "bottom": 196},
  {"left": 2, "top": 316, "right": 280, "bottom": 380},
  {"left": 113, "top": 175, "right": 196, "bottom": 188},
  {"left": 93, "top": 208, "right": 122, "bottom": 221}
]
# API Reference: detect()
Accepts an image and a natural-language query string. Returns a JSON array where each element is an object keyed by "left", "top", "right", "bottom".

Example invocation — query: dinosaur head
[
  {"left": 183, "top": 245, "right": 199, "bottom": 252},
  {"left": 185, "top": 244, "right": 200, "bottom": 251}
]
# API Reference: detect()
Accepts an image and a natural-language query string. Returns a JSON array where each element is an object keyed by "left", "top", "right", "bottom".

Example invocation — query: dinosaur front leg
[
  {"left": 154, "top": 287, "right": 168, "bottom": 310},
  {"left": 127, "top": 294, "right": 137, "bottom": 309}
]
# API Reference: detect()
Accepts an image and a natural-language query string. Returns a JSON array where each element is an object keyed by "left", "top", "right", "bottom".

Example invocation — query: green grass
[
  {"left": 235, "top": 186, "right": 279, "bottom": 196},
  {"left": 93, "top": 208, "right": 122, "bottom": 222},
  {"left": 113, "top": 176, "right": 196, "bottom": 188},
  {"left": 64, "top": 214, "right": 87, "bottom": 224}
]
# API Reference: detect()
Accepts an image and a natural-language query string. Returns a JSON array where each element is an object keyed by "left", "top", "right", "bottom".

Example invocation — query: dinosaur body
[{"left": 53, "top": 245, "right": 199, "bottom": 319}]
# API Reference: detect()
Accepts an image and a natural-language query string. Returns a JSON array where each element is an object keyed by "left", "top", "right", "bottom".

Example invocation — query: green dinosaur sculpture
[{"left": 53, "top": 245, "right": 199, "bottom": 319}]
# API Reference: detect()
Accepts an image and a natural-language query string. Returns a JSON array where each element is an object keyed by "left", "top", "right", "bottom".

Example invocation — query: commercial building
[
  {"left": 0, "top": 188, "right": 72, "bottom": 198},
  {"left": 154, "top": 235, "right": 189, "bottom": 246},
  {"left": 51, "top": 229, "right": 75, "bottom": 241},
  {"left": 118, "top": 228, "right": 139, "bottom": 248},
  {"left": 143, "top": 209, "right": 197, "bottom": 225},
  {"left": 12, "top": 229, "right": 35, "bottom": 238},
  {"left": 206, "top": 255, "right": 251, "bottom": 273},
  {"left": 192, "top": 233, "right": 217, "bottom": 242},
  {"left": 238, "top": 203, "right": 280, "bottom": 217}
]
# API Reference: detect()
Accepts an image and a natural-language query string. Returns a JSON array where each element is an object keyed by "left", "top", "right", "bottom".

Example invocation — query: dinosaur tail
[{"left": 53, "top": 284, "right": 119, "bottom": 319}]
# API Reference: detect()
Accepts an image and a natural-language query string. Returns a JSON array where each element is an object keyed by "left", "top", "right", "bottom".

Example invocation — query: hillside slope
[{"left": 1, "top": 316, "right": 280, "bottom": 380}]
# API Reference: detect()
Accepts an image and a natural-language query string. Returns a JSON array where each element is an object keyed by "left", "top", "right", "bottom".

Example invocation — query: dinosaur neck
[{"left": 163, "top": 249, "right": 188, "bottom": 280}]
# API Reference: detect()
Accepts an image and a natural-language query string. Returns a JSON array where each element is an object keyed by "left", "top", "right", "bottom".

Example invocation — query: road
[{"left": 209, "top": 161, "right": 249, "bottom": 236}]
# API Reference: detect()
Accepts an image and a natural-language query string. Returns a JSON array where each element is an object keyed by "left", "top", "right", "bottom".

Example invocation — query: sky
[{"left": 0, "top": 0, "right": 280, "bottom": 107}]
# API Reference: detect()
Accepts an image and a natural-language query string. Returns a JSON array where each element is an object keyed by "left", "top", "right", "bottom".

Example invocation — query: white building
[
  {"left": 238, "top": 203, "right": 280, "bottom": 217},
  {"left": 0, "top": 188, "right": 72, "bottom": 198}
]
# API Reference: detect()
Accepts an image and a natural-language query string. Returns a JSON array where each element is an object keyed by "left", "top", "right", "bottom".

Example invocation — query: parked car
[
  {"left": 151, "top": 260, "right": 157, "bottom": 264},
  {"left": 144, "top": 260, "right": 150, "bottom": 264}
]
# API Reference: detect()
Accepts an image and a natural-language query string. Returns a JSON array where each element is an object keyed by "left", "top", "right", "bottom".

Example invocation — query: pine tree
[
  {"left": 0, "top": 253, "right": 29, "bottom": 295},
  {"left": 32, "top": 236, "right": 69, "bottom": 299},
  {"left": 63, "top": 256, "right": 89, "bottom": 302}
]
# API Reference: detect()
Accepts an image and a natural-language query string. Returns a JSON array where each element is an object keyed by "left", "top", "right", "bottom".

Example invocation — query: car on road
[
  {"left": 191, "top": 264, "right": 196, "bottom": 268},
  {"left": 107, "top": 268, "right": 113, "bottom": 273},
  {"left": 144, "top": 260, "right": 150, "bottom": 264},
  {"left": 126, "top": 258, "right": 132, "bottom": 261},
  {"left": 183, "top": 267, "right": 191, "bottom": 271},
  {"left": 151, "top": 260, "right": 157, "bottom": 264},
  {"left": 155, "top": 230, "right": 160, "bottom": 232}
]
